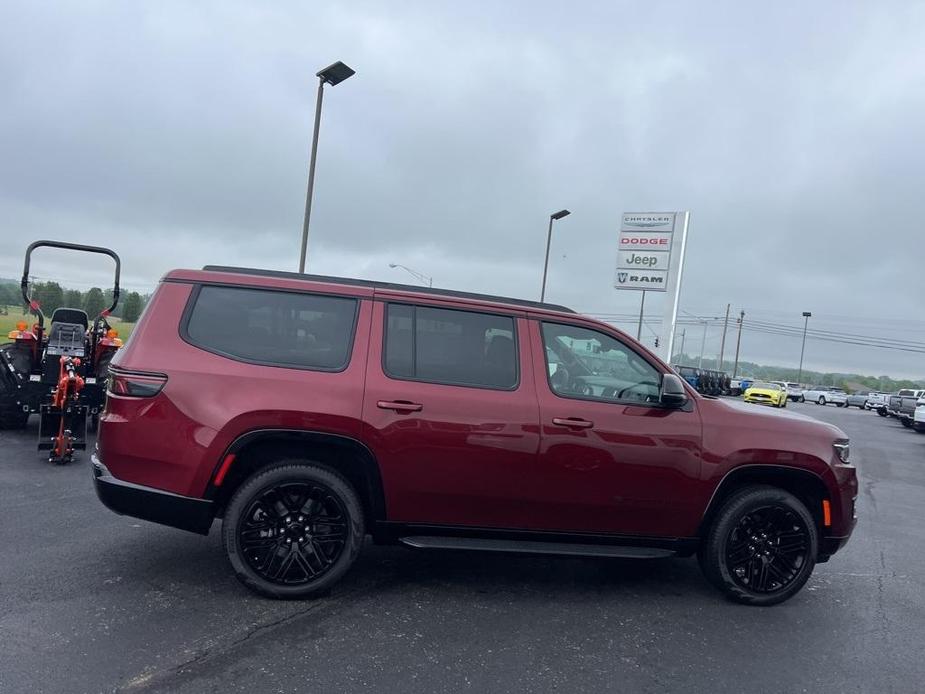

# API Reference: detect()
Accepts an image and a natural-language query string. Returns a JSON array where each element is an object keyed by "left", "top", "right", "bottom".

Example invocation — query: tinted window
[
  {"left": 186, "top": 285, "right": 357, "bottom": 370},
  {"left": 384, "top": 304, "right": 517, "bottom": 389},
  {"left": 541, "top": 322, "right": 661, "bottom": 404}
]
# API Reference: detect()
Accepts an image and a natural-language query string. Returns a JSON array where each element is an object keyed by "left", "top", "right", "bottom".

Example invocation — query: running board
[{"left": 398, "top": 536, "right": 675, "bottom": 559}]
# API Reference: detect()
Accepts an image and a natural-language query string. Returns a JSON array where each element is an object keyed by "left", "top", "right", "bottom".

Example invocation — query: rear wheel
[
  {"left": 877, "top": 408, "right": 888, "bottom": 417},
  {"left": 901, "top": 419, "right": 912, "bottom": 428},
  {"left": 818, "top": 396, "right": 826, "bottom": 405},
  {"left": 0, "top": 368, "right": 28, "bottom": 430},
  {"left": 223, "top": 461, "right": 365, "bottom": 599},
  {"left": 798, "top": 396, "right": 805, "bottom": 403},
  {"left": 700, "top": 485, "right": 817, "bottom": 606}
]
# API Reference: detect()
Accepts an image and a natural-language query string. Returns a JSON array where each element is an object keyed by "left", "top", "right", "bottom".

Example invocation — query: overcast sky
[{"left": 2, "top": 1, "right": 924, "bottom": 378}]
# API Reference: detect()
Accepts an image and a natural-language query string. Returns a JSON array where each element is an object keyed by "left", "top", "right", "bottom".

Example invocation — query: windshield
[{"left": 751, "top": 382, "right": 780, "bottom": 390}]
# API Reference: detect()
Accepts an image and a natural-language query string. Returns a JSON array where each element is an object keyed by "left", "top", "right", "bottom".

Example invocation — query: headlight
[{"left": 833, "top": 439, "right": 850, "bottom": 464}]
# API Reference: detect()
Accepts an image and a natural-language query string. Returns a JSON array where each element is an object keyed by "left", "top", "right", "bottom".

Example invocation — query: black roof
[{"left": 202, "top": 266, "right": 576, "bottom": 314}]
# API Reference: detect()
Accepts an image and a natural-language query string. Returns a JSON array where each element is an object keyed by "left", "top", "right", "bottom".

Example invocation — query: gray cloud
[{"left": 1, "top": 1, "right": 923, "bottom": 378}]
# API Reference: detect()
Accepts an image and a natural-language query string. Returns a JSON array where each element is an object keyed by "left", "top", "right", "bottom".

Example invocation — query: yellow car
[{"left": 744, "top": 381, "right": 788, "bottom": 408}]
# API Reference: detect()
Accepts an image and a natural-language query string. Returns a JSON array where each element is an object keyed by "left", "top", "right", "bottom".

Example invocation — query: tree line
[{"left": 0, "top": 280, "right": 147, "bottom": 323}]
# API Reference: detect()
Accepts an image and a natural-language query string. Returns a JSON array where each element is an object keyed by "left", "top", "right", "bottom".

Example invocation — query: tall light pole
[
  {"left": 797, "top": 311, "right": 812, "bottom": 383},
  {"left": 298, "top": 60, "right": 356, "bottom": 274},
  {"left": 389, "top": 263, "right": 433, "bottom": 287},
  {"left": 540, "top": 209, "right": 570, "bottom": 302}
]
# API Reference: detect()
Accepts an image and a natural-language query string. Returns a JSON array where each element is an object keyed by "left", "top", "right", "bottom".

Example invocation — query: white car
[
  {"left": 785, "top": 382, "right": 805, "bottom": 402},
  {"left": 866, "top": 392, "right": 888, "bottom": 411},
  {"left": 914, "top": 399, "right": 925, "bottom": 432},
  {"left": 802, "top": 386, "right": 849, "bottom": 407}
]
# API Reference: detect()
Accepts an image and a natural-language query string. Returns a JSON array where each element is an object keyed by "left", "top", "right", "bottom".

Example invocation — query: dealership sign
[
  {"left": 614, "top": 210, "right": 691, "bottom": 363},
  {"left": 614, "top": 212, "right": 677, "bottom": 293}
]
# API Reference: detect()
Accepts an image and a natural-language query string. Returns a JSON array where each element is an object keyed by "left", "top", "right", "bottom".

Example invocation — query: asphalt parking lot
[{"left": 1, "top": 402, "right": 923, "bottom": 694}]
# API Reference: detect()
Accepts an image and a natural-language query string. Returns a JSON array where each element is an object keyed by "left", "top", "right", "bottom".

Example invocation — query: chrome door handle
[
  {"left": 377, "top": 400, "right": 423, "bottom": 413},
  {"left": 552, "top": 417, "right": 594, "bottom": 429}
]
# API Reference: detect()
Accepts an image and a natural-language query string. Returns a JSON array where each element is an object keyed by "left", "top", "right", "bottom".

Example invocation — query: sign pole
[
  {"left": 636, "top": 290, "right": 646, "bottom": 340},
  {"left": 659, "top": 211, "right": 690, "bottom": 363}
]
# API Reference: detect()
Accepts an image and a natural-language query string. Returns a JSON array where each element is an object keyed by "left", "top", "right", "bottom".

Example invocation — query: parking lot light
[
  {"left": 298, "top": 61, "right": 356, "bottom": 274},
  {"left": 540, "top": 209, "right": 571, "bottom": 302}
]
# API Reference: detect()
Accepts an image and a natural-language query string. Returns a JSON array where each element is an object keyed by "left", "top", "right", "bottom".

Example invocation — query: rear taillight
[{"left": 107, "top": 370, "right": 167, "bottom": 398}]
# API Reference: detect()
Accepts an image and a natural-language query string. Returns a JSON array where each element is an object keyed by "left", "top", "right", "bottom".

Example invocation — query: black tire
[
  {"left": 222, "top": 460, "right": 364, "bottom": 599},
  {"left": 877, "top": 408, "right": 888, "bottom": 417},
  {"left": 817, "top": 397, "right": 825, "bottom": 405},
  {"left": 836, "top": 402, "right": 845, "bottom": 408},
  {"left": 798, "top": 396, "right": 805, "bottom": 403},
  {"left": 699, "top": 485, "right": 818, "bottom": 606},
  {"left": 0, "top": 366, "right": 28, "bottom": 430},
  {"left": 900, "top": 419, "right": 912, "bottom": 428}
]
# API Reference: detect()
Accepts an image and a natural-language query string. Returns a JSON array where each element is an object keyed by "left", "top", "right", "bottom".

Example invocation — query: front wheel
[
  {"left": 818, "top": 397, "right": 826, "bottom": 406},
  {"left": 699, "top": 485, "right": 818, "bottom": 606},
  {"left": 877, "top": 408, "right": 888, "bottom": 417},
  {"left": 901, "top": 419, "right": 912, "bottom": 428},
  {"left": 223, "top": 461, "right": 365, "bottom": 599},
  {"left": 798, "top": 396, "right": 805, "bottom": 403}
]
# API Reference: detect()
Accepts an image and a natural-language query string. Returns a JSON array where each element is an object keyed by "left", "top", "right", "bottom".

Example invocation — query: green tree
[
  {"left": 31, "top": 281, "right": 64, "bottom": 315},
  {"left": 63, "top": 288, "right": 84, "bottom": 309},
  {"left": 84, "top": 287, "right": 106, "bottom": 318},
  {"left": 121, "top": 291, "right": 143, "bottom": 323}
]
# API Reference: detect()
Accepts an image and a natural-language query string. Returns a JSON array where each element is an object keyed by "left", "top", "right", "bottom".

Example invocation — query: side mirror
[{"left": 661, "top": 373, "right": 689, "bottom": 408}]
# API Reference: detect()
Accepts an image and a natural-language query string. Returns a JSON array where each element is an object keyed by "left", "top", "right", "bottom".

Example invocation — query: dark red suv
[{"left": 94, "top": 267, "right": 857, "bottom": 605}]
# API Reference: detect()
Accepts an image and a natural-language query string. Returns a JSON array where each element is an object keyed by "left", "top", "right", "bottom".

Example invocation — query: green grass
[{"left": 0, "top": 305, "right": 136, "bottom": 340}]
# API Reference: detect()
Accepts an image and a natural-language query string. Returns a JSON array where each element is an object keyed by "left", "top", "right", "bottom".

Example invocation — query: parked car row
[
  {"left": 735, "top": 380, "right": 925, "bottom": 430},
  {"left": 841, "top": 387, "right": 925, "bottom": 433},
  {"left": 673, "top": 365, "right": 730, "bottom": 396}
]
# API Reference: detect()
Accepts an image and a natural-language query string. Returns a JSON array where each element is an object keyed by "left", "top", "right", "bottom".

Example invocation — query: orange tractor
[{"left": 0, "top": 240, "right": 124, "bottom": 464}]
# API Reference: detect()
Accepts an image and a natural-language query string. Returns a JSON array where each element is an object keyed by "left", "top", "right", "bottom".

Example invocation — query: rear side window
[
  {"left": 384, "top": 304, "right": 517, "bottom": 389},
  {"left": 185, "top": 285, "right": 358, "bottom": 371}
]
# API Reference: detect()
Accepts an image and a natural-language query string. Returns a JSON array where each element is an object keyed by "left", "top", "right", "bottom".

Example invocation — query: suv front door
[{"left": 530, "top": 318, "right": 703, "bottom": 538}]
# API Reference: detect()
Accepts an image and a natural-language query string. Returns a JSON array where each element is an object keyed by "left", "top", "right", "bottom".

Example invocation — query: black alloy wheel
[
  {"left": 700, "top": 485, "right": 818, "bottom": 605},
  {"left": 723, "top": 506, "right": 810, "bottom": 594},
  {"left": 223, "top": 461, "right": 364, "bottom": 599}
]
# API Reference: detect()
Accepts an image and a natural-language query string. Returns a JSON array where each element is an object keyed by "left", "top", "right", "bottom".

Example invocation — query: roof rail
[{"left": 201, "top": 266, "right": 576, "bottom": 314}]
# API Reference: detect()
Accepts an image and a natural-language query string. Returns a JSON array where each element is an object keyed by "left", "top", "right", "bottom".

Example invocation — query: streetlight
[
  {"left": 298, "top": 60, "right": 356, "bottom": 274},
  {"left": 389, "top": 263, "right": 433, "bottom": 287},
  {"left": 540, "top": 209, "right": 571, "bottom": 302},
  {"left": 797, "top": 311, "right": 812, "bottom": 383}
]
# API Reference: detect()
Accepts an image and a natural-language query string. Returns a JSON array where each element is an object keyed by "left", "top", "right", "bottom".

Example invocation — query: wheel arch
[
  {"left": 206, "top": 429, "right": 387, "bottom": 529},
  {"left": 698, "top": 464, "right": 830, "bottom": 540}
]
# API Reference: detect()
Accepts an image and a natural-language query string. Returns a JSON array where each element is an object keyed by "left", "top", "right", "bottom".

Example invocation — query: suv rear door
[
  {"left": 530, "top": 317, "right": 703, "bottom": 537},
  {"left": 362, "top": 299, "right": 542, "bottom": 529}
]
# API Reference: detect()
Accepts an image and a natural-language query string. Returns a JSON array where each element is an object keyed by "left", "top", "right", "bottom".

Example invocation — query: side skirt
[{"left": 373, "top": 521, "right": 698, "bottom": 558}]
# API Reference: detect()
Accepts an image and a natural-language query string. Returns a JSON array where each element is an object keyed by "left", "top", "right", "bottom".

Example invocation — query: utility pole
[
  {"left": 718, "top": 303, "right": 730, "bottom": 371},
  {"left": 636, "top": 291, "right": 646, "bottom": 340},
  {"left": 732, "top": 310, "right": 745, "bottom": 378},
  {"left": 797, "top": 311, "right": 812, "bottom": 383},
  {"left": 679, "top": 329, "right": 686, "bottom": 365}
]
